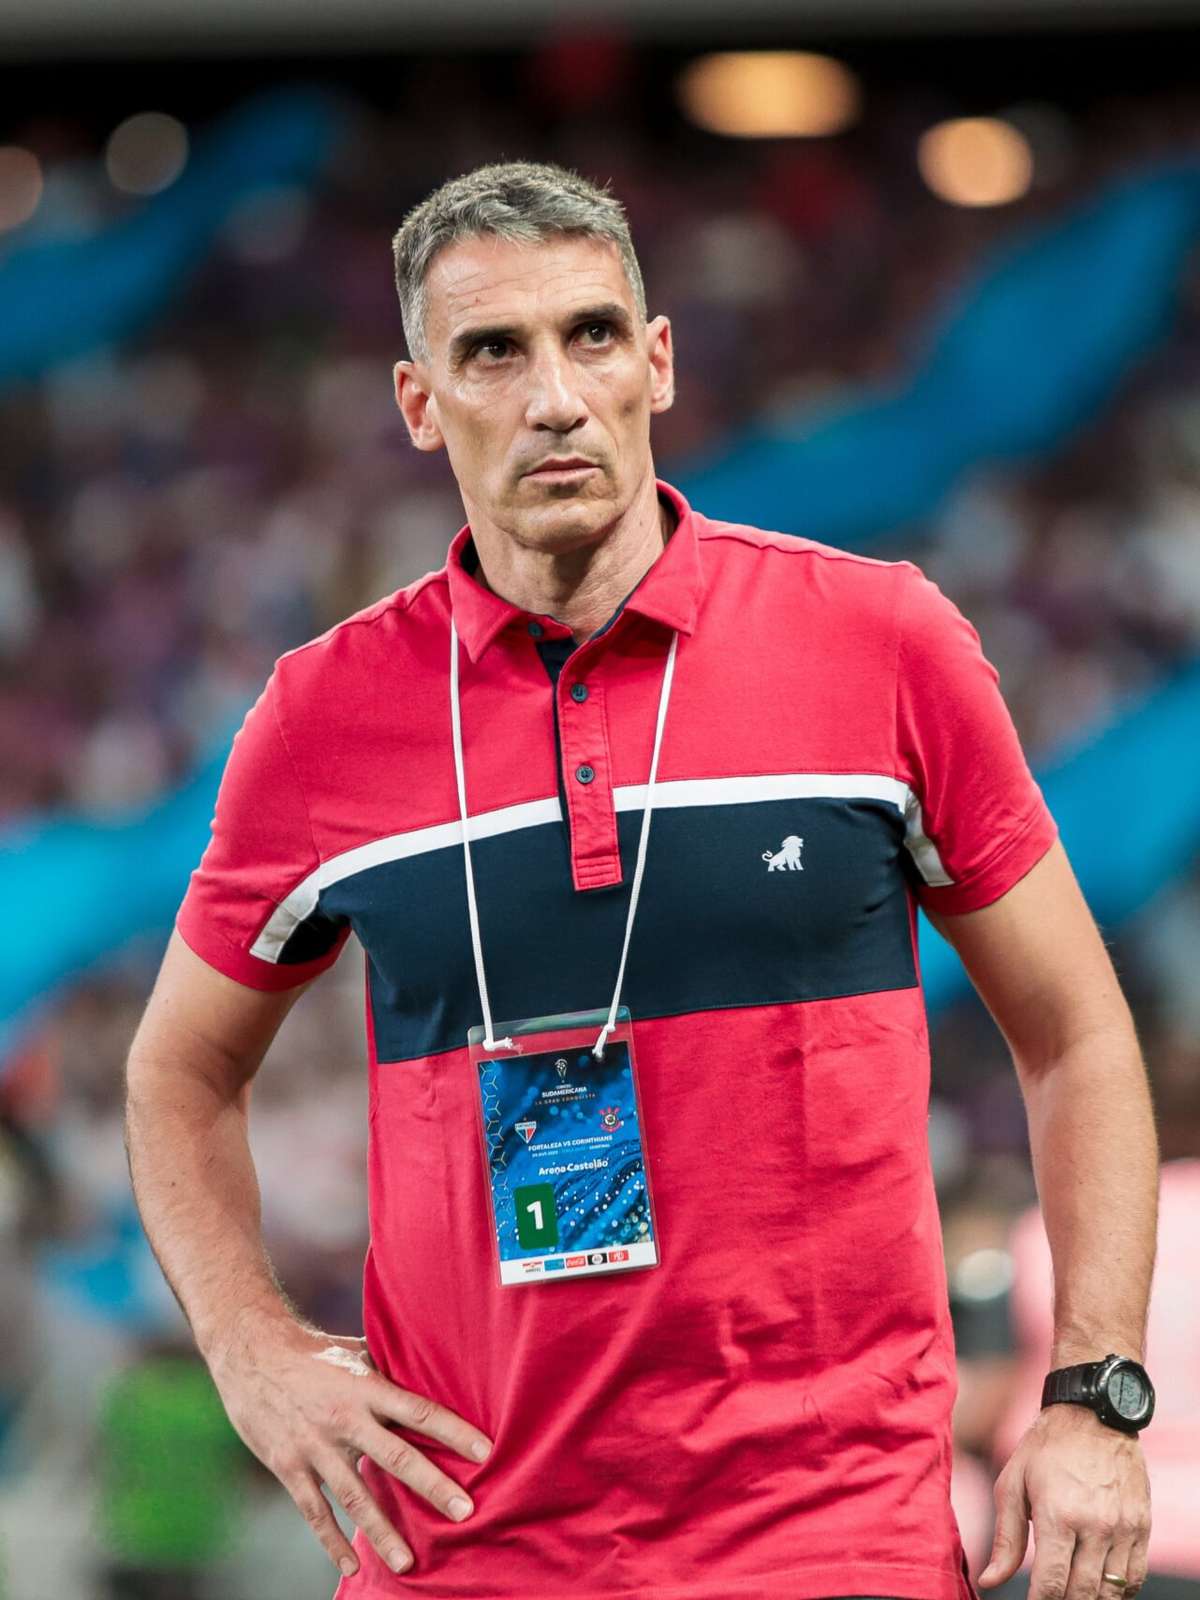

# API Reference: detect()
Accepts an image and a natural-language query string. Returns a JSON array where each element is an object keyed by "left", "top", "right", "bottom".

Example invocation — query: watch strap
[{"left": 1042, "top": 1362, "right": 1096, "bottom": 1409}]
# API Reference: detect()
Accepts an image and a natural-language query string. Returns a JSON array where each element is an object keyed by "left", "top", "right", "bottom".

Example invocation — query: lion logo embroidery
[{"left": 763, "top": 835, "right": 804, "bottom": 871}]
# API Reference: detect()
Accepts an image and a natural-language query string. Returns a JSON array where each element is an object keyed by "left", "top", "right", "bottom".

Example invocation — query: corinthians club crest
[{"left": 599, "top": 1105, "right": 623, "bottom": 1132}]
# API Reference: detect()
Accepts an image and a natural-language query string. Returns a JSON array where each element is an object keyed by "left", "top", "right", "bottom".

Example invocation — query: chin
[{"left": 516, "top": 493, "right": 614, "bottom": 551}]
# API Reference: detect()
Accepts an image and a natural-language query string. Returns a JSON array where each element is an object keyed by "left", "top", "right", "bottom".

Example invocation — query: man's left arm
[{"left": 926, "top": 838, "right": 1158, "bottom": 1600}]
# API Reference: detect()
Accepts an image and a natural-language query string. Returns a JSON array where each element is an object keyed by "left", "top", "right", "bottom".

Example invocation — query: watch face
[{"left": 1107, "top": 1364, "right": 1151, "bottom": 1420}]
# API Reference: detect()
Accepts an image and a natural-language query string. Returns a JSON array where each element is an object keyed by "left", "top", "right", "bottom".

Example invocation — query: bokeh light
[
  {"left": 105, "top": 111, "right": 189, "bottom": 196},
  {"left": 0, "top": 146, "right": 44, "bottom": 232},
  {"left": 678, "top": 52, "right": 861, "bottom": 140},
  {"left": 917, "top": 116, "right": 1034, "bottom": 208}
]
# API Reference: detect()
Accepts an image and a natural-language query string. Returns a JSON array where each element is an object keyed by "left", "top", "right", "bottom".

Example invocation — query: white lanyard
[{"left": 450, "top": 618, "right": 678, "bottom": 1060}]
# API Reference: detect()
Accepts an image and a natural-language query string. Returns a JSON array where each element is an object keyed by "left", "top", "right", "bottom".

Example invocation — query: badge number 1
[{"left": 514, "top": 1182, "right": 558, "bottom": 1250}]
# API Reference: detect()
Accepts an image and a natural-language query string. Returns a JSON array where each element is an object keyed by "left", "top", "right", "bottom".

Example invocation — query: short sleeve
[
  {"left": 175, "top": 671, "right": 350, "bottom": 990},
  {"left": 895, "top": 563, "right": 1057, "bottom": 916}
]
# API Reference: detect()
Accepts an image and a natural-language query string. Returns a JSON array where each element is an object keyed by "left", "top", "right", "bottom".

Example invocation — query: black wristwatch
[{"left": 1041, "top": 1353, "right": 1155, "bottom": 1435}]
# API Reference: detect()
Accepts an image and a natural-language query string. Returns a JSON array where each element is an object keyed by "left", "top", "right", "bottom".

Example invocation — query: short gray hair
[{"left": 392, "top": 160, "right": 647, "bottom": 363}]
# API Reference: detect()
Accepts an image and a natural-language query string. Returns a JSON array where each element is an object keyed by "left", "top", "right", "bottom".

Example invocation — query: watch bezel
[{"left": 1094, "top": 1354, "right": 1155, "bottom": 1431}]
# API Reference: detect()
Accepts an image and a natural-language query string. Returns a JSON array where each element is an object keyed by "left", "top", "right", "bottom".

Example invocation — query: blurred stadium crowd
[{"left": 1, "top": 53, "right": 1199, "bottom": 1600}]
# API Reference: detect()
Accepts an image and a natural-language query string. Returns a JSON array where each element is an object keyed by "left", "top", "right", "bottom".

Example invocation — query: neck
[{"left": 466, "top": 473, "right": 672, "bottom": 640}]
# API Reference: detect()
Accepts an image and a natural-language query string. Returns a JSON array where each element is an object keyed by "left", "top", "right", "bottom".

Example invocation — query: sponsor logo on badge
[
  {"left": 587, "top": 1251, "right": 608, "bottom": 1266},
  {"left": 543, "top": 1258, "right": 566, "bottom": 1272},
  {"left": 522, "top": 1259, "right": 544, "bottom": 1273},
  {"left": 762, "top": 834, "right": 804, "bottom": 871},
  {"left": 565, "top": 1254, "right": 586, "bottom": 1268},
  {"left": 515, "top": 1120, "right": 537, "bottom": 1143},
  {"left": 599, "top": 1105, "right": 623, "bottom": 1132},
  {"left": 608, "top": 1248, "right": 630, "bottom": 1263}
]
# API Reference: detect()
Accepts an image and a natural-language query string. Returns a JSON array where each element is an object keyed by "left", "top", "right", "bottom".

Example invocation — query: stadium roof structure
[{"left": 1, "top": 0, "right": 1197, "bottom": 54}]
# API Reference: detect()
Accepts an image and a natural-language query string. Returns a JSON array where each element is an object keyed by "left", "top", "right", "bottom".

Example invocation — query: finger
[
  {"left": 356, "top": 1421, "right": 476, "bottom": 1523},
  {"left": 372, "top": 1380, "right": 493, "bottom": 1463},
  {"left": 978, "top": 1468, "right": 1031, "bottom": 1587},
  {"left": 281, "top": 1466, "right": 363, "bottom": 1579},
  {"left": 1124, "top": 1528, "right": 1151, "bottom": 1596},
  {"left": 1027, "top": 1526, "right": 1076, "bottom": 1600},
  {"left": 1095, "top": 1537, "right": 1136, "bottom": 1600},
  {"left": 1063, "top": 1528, "right": 1117, "bottom": 1600},
  {"left": 319, "top": 1452, "right": 414, "bottom": 1575}
]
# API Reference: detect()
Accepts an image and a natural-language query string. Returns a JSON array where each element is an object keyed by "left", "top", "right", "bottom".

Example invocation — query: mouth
[{"left": 523, "top": 459, "right": 599, "bottom": 479}]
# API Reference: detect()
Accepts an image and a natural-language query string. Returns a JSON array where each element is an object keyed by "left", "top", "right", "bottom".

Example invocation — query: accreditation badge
[{"left": 468, "top": 1007, "right": 661, "bottom": 1288}]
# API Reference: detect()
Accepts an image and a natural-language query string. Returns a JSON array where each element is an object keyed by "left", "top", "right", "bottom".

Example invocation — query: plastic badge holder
[{"left": 469, "top": 1006, "right": 661, "bottom": 1287}]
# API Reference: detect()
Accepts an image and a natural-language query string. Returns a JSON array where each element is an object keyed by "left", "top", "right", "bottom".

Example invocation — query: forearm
[
  {"left": 125, "top": 1048, "right": 300, "bottom": 1363},
  {"left": 1019, "top": 1028, "right": 1159, "bottom": 1367}
]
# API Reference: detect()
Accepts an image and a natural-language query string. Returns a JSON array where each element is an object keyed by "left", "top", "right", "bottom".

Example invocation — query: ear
[
  {"left": 646, "top": 315, "right": 675, "bottom": 416},
  {"left": 394, "top": 359, "right": 445, "bottom": 453}
]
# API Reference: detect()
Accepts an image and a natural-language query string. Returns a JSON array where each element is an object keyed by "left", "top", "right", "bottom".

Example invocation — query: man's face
[{"left": 394, "top": 234, "right": 674, "bottom": 554}]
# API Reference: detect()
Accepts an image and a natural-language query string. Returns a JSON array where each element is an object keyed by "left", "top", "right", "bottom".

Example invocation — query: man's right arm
[
  {"left": 124, "top": 930, "right": 310, "bottom": 1357},
  {"left": 124, "top": 930, "right": 493, "bottom": 1581}
]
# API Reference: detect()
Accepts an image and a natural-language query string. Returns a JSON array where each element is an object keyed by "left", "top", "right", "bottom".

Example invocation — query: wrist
[
  {"left": 198, "top": 1292, "right": 308, "bottom": 1373},
  {"left": 1035, "top": 1401, "right": 1146, "bottom": 1455},
  {"left": 1050, "top": 1337, "right": 1144, "bottom": 1367}
]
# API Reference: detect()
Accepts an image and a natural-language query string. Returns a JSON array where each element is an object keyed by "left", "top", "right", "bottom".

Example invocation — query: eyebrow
[{"left": 447, "top": 301, "right": 634, "bottom": 368}]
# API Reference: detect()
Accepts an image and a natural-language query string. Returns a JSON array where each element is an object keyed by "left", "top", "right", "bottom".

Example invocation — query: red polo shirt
[{"left": 177, "top": 478, "right": 1056, "bottom": 1600}]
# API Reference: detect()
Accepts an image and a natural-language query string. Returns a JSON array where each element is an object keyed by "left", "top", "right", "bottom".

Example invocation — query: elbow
[{"left": 1013, "top": 1012, "right": 1145, "bottom": 1095}]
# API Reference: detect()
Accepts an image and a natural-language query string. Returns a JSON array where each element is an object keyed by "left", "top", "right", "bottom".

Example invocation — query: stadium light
[
  {"left": 678, "top": 51, "right": 861, "bottom": 140},
  {"left": 917, "top": 116, "right": 1034, "bottom": 208}
]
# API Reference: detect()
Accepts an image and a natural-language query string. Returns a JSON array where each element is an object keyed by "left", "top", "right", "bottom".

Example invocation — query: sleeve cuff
[
  {"left": 175, "top": 907, "right": 345, "bottom": 992},
  {"left": 917, "top": 804, "right": 1059, "bottom": 917}
]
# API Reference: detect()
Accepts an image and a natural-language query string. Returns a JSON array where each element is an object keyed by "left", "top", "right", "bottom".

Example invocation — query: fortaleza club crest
[
  {"left": 762, "top": 834, "right": 804, "bottom": 871},
  {"left": 599, "top": 1105, "right": 623, "bottom": 1132},
  {"left": 515, "top": 1120, "right": 537, "bottom": 1143}
]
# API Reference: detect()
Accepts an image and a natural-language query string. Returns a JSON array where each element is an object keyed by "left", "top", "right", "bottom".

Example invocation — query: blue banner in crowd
[
  {"left": 678, "top": 161, "right": 1200, "bottom": 548},
  {"left": 0, "top": 87, "right": 344, "bottom": 384},
  {"left": 0, "top": 741, "right": 233, "bottom": 1049},
  {"left": 918, "top": 657, "right": 1200, "bottom": 1010}
]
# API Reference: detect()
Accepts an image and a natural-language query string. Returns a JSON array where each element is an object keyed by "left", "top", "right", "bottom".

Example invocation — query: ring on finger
[{"left": 1102, "top": 1574, "right": 1129, "bottom": 1590}]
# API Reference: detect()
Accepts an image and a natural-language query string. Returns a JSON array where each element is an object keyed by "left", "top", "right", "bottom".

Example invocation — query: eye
[
  {"left": 473, "top": 338, "right": 512, "bottom": 363},
  {"left": 578, "top": 320, "right": 614, "bottom": 346}
]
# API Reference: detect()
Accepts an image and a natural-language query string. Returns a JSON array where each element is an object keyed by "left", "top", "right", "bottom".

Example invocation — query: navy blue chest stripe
[
  {"left": 252, "top": 771, "right": 950, "bottom": 967},
  {"left": 304, "top": 792, "right": 919, "bottom": 1063}
]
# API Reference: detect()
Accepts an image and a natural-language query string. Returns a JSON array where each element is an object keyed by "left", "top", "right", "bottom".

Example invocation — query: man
[{"left": 125, "top": 161, "right": 1158, "bottom": 1600}]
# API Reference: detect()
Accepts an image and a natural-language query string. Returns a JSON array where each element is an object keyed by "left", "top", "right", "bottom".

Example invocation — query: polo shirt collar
[{"left": 446, "top": 477, "right": 702, "bottom": 664}]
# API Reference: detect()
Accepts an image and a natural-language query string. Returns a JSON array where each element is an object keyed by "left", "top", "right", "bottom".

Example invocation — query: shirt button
[
  {"left": 570, "top": 682, "right": 589, "bottom": 703},
  {"left": 527, "top": 620, "right": 544, "bottom": 638},
  {"left": 575, "top": 764, "right": 595, "bottom": 785}
]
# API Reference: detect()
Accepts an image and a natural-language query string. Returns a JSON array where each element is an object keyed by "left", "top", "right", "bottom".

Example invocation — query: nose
[{"left": 523, "top": 342, "right": 588, "bottom": 434}]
